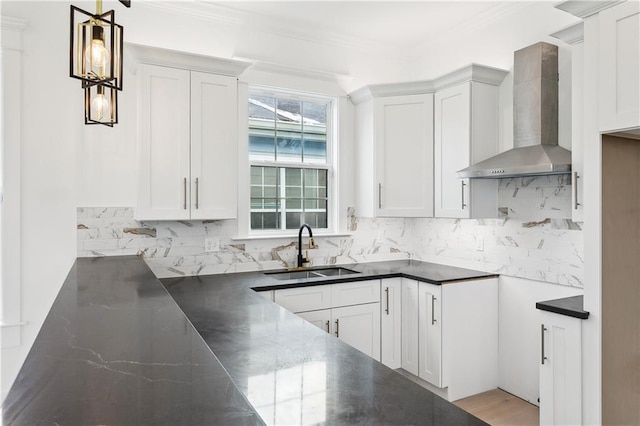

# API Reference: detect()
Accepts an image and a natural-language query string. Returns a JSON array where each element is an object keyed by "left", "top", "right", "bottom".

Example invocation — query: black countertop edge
[
  {"left": 536, "top": 295, "right": 589, "bottom": 319},
  {"left": 249, "top": 259, "right": 498, "bottom": 291}
]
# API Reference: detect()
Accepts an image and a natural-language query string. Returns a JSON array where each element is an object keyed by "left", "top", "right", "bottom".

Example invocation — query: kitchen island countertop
[{"left": 3, "top": 256, "right": 495, "bottom": 425}]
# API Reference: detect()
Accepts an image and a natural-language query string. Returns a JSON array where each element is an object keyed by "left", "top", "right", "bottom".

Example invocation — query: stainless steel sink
[{"left": 265, "top": 267, "right": 359, "bottom": 281}]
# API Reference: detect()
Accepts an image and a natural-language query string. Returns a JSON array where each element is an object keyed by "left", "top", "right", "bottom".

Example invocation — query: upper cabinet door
[
  {"left": 434, "top": 83, "right": 471, "bottom": 218},
  {"left": 137, "top": 64, "right": 191, "bottom": 220},
  {"left": 374, "top": 94, "right": 434, "bottom": 217},
  {"left": 190, "top": 71, "right": 238, "bottom": 220},
  {"left": 599, "top": 1, "right": 640, "bottom": 133},
  {"left": 434, "top": 81, "right": 499, "bottom": 219}
]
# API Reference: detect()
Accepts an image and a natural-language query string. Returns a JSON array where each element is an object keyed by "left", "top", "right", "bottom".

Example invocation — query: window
[{"left": 248, "top": 90, "right": 334, "bottom": 232}]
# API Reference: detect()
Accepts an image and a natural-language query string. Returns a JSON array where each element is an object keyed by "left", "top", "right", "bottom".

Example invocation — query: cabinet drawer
[
  {"left": 332, "top": 280, "right": 380, "bottom": 307},
  {"left": 274, "top": 285, "right": 332, "bottom": 313}
]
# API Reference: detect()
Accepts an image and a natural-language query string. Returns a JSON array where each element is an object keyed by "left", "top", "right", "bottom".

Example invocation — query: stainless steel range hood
[{"left": 457, "top": 42, "right": 571, "bottom": 179}]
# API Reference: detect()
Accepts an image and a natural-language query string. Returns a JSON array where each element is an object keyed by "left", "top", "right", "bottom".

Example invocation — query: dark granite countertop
[
  {"left": 4, "top": 256, "right": 494, "bottom": 425},
  {"left": 536, "top": 295, "right": 589, "bottom": 319},
  {"left": 2, "top": 256, "right": 263, "bottom": 425}
]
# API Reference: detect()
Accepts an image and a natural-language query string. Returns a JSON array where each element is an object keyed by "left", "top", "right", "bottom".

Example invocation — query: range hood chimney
[{"left": 457, "top": 42, "right": 571, "bottom": 179}]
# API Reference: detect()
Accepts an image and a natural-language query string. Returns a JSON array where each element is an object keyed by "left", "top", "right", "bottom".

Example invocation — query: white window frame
[{"left": 237, "top": 85, "right": 339, "bottom": 238}]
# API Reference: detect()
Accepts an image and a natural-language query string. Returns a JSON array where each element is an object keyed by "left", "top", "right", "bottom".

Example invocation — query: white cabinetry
[
  {"left": 418, "top": 281, "right": 442, "bottom": 386},
  {"left": 571, "top": 34, "right": 585, "bottom": 222},
  {"left": 137, "top": 64, "right": 237, "bottom": 220},
  {"left": 434, "top": 80, "right": 503, "bottom": 218},
  {"left": 275, "top": 280, "right": 381, "bottom": 361},
  {"left": 552, "top": 22, "right": 585, "bottom": 222},
  {"left": 598, "top": 1, "right": 640, "bottom": 133},
  {"left": 405, "top": 277, "right": 498, "bottom": 401},
  {"left": 539, "top": 311, "right": 582, "bottom": 426},
  {"left": 381, "top": 278, "right": 402, "bottom": 369},
  {"left": 132, "top": 45, "right": 250, "bottom": 221},
  {"left": 401, "top": 278, "right": 420, "bottom": 376},
  {"left": 354, "top": 90, "right": 434, "bottom": 218}
]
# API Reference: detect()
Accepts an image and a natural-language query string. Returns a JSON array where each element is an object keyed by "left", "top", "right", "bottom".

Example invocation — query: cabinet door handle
[
  {"left": 183, "top": 177, "right": 187, "bottom": 210},
  {"left": 378, "top": 183, "right": 382, "bottom": 209},
  {"left": 325, "top": 320, "right": 330, "bottom": 334},
  {"left": 195, "top": 177, "right": 199, "bottom": 210},
  {"left": 573, "top": 171, "right": 580, "bottom": 209},
  {"left": 385, "top": 287, "right": 390, "bottom": 315},
  {"left": 431, "top": 295, "right": 437, "bottom": 325},
  {"left": 335, "top": 319, "right": 339, "bottom": 338},
  {"left": 541, "top": 324, "right": 548, "bottom": 365},
  {"left": 461, "top": 181, "right": 467, "bottom": 209}
]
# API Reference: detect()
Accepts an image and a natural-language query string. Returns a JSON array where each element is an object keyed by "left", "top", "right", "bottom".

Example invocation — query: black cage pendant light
[{"left": 70, "top": 0, "right": 130, "bottom": 126}]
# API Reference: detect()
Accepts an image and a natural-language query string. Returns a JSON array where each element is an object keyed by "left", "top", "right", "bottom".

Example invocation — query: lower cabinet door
[
  {"left": 381, "top": 278, "right": 402, "bottom": 369},
  {"left": 332, "top": 303, "right": 381, "bottom": 361},
  {"left": 297, "top": 309, "right": 332, "bottom": 334},
  {"left": 401, "top": 278, "right": 420, "bottom": 375},
  {"left": 418, "top": 282, "right": 442, "bottom": 387},
  {"left": 539, "top": 312, "right": 582, "bottom": 426}
]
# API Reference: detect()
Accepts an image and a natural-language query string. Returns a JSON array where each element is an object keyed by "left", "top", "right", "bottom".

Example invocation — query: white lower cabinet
[
  {"left": 418, "top": 281, "right": 442, "bottom": 387},
  {"left": 401, "top": 278, "right": 419, "bottom": 376},
  {"left": 539, "top": 311, "right": 582, "bottom": 426},
  {"left": 298, "top": 304, "right": 381, "bottom": 361},
  {"left": 276, "top": 280, "right": 381, "bottom": 361},
  {"left": 407, "top": 277, "right": 498, "bottom": 401},
  {"left": 381, "top": 278, "right": 402, "bottom": 369}
]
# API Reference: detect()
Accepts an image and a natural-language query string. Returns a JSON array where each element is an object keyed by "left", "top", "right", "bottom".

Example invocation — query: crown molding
[
  {"left": 349, "top": 64, "right": 508, "bottom": 104},
  {"left": 551, "top": 22, "right": 585, "bottom": 45},
  {"left": 125, "top": 43, "right": 252, "bottom": 77},
  {"left": 432, "top": 64, "right": 509, "bottom": 91},
  {"left": 554, "top": 0, "right": 625, "bottom": 19},
  {"left": 1, "top": 16, "right": 27, "bottom": 50},
  {"left": 237, "top": 58, "right": 351, "bottom": 86}
]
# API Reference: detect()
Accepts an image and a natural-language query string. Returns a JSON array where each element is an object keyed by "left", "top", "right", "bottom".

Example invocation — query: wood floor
[
  {"left": 395, "top": 369, "right": 539, "bottom": 425},
  {"left": 454, "top": 389, "right": 539, "bottom": 426}
]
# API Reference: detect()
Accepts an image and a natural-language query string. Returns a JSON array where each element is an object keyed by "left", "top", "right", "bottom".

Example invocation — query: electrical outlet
[
  {"left": 205, "top": 237, "right": 220, "bottom": 253},
  {"left": 475, "top": 236, "right": 484, "bottom": 252}
]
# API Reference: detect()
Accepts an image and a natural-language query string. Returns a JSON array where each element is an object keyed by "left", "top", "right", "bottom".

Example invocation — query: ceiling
[{"left": 202, "top": 1, "right": 578, "bottom": 56}]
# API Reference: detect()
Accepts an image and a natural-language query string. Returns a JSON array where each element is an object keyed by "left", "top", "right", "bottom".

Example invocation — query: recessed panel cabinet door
[
  {"left": 381, "top": 278, "right": 402, "bottom": 369},
  {"left": 401, "top": 278, "right": 419, "bottom": 376},
  {"left": 137, "top": 64, "right": 191, "bottom": 220},
  {"left": 374, "top": 94, "right": 434, "bottom": 217},
  {"left": 599, "top": 1, "right": 640, "bottom": 132},
  {"left": 418, "top": 281, "right": 442, "bottom": 387},
  {"left": 332, "top": 303, "right": 381, "bottom": 362},
  {"left": 190, "top": 71, "right": 238, "bottom": 220}
]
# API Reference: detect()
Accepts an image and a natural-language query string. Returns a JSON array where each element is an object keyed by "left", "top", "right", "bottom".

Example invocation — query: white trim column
[{"left": 1, "top": 16, "right": 28, "bottom": 348}]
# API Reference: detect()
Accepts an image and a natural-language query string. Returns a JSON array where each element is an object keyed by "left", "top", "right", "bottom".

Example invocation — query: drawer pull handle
[
  {"left": 385, "top": 287, "right": 390, "bottom": 315},
  {"left": 335, "top": 319, "right": 339, "bottom": 338},
  {"left": 431, "top": 295, "right": 437, "bottom": 325},
  {"left": 541, "top": 324, "right": 548, "bottom": 365}
]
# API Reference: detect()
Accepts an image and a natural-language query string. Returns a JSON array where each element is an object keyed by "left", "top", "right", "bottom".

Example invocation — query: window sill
[{"left": 231, "top": 232, "right": 352, "bottom": 241}]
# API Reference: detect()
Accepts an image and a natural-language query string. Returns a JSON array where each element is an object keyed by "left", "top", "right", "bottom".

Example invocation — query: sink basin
[{"left": 265, "top": 267, "right": 359, "bottom": 281}]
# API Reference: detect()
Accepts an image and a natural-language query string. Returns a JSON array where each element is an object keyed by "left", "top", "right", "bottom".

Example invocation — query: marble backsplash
[{"left": 77, "top": 176, "right": 583, "bottom": 286}]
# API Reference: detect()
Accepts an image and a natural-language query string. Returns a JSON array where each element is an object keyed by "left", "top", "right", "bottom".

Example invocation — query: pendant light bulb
[
  {"left": 85, "top": 24, "right": 109, "bottom": 72},
  {"left": 91, "top": 87, "right": 111, "bottom": 120}
]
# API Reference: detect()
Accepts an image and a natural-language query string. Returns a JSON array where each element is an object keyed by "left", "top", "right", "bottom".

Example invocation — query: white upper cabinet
[
  {"left": 190, "top": 71, "right": 238, "bottom": 220},
  {"left": 354, "top": 90, "right": 434, "bottom": 218},
  {"left": 137, "top": 65, "right": 191, "bottom": 220},
  {"left": 131, "top": 44, "right": 250, "bottom": 221},
  {"left": 598, "top": 1, "right": 640, "bottom": 133},
  {"left": 552, "top": 22, "right": 585, "bottom": 222},
  {"left": 434, "top": 80, "right": 503, "bottom": 218},
  {"left": 374, "top": 94, "right": 434, "bottom": 217}
]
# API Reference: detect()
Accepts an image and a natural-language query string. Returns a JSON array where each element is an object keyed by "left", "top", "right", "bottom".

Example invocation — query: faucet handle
[{"left": 304, "top": 250, "right": 310, "bottom": 265}]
